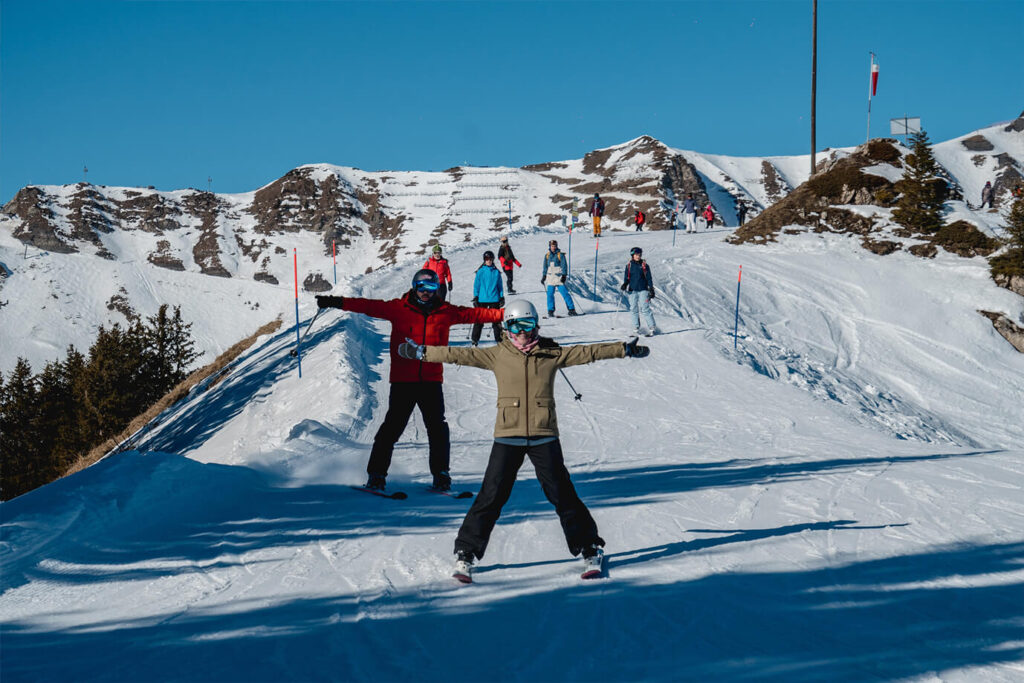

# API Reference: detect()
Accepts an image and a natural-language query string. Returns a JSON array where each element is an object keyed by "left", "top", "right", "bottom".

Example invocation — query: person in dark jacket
[
  {"left": 634, "top": 209, "right": 646, "bottom": 232},
  {"left": 589, "top": 193, "right": 605, "bottom": 237},
  {"left": 397, "top": 299, "right": 651, "bottom": 582},
  {"left": 472, "top": 251, "right": 505, "bottom": 346},
  {"left": 981, "top": 181, "right": 993, "bottom": 209},
  {"left": 620, "top": 246, "right": 658, "bottom": 336},
  {"left": 737, "top": 202, "right": 748, "bottom": 226},
  {"left": 682, "top": 194, "right": 698, "bottom": 233},
  {"left": 316, "top": 270, "right": 503, "bottom": 492},
  {"left": 541, "top": 240, "right": 578, "bottom": 317},
  {"left": 497, "top": 236, "right": 522, "bottom": 294}
]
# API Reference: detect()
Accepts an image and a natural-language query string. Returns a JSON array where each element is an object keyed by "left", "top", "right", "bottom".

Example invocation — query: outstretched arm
[
  {"left": 420, "top": 344, "right": 496, "bottom": 370},
  {"left": 558, "top": 341, "right": 627, "bottom": 367}
]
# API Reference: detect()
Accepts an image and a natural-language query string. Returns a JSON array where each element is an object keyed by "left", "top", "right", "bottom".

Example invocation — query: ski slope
[{"left": 3, "top": 225, "right": 1024, "bottom": 682}]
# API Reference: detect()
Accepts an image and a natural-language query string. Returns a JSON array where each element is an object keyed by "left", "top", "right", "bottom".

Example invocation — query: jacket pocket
[
  {"left": 496, "top": 397, "right": 521, "bottom": 432},
  {"left": 531, "top": 397, "right": 557, "bottom": 432}
]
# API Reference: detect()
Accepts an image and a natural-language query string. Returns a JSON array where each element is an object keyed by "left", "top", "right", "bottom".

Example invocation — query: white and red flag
[{"left": 870, "top": 57, "right": 879, "bottom": 97}]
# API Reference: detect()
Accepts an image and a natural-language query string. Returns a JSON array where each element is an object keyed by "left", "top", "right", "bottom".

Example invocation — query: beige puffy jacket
[{"left": 423, "top": 337, "right": 625, "bottom": 438}]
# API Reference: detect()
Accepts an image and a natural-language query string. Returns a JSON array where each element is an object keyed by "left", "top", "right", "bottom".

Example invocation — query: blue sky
[{"left": 2, "top": 0, "right": 1021, "bottom": 202}]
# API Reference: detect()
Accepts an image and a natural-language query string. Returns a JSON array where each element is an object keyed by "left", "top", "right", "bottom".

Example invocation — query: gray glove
[{"left": 397, "top": 337, "right": 425, "bottom": 360}]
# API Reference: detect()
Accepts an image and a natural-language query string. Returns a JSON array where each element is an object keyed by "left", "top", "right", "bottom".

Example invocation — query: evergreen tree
[
  {"left": 79, "top": 323, "right": 148, "bottom": 443},
  {"left": 893, "top": 129, "right": 947, "bottom": 234},
  {"left": 1, "top": 358, "right": 41, "bottom": 500},
  {"left": 1006, "top": 197, "right": 1024, "bottom": 253}
]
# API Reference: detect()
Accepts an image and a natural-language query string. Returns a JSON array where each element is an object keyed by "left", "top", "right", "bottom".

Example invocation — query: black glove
[
  {"left": 448, "top": 282, "right": 453, "bottom": 292},
  {"left": 472, "top": 297, "right": 478, "bottom": 307},
  {"left": 624, "top": 337, "right": 650, "bottom": 358},
  {"left": 497, "top": 297, "right": 505, "bottom": 307},
  {"left": 541, "top": 279, "right": 546, "bottom": 286},
  {"left": 620, "top": 283, "right": 628, "bottom": 291},
  {"left": 560, "top": 275, "right": 567, "bottom": 284},
  {"left": 316, "top": 295, "right": 344, "bottom": 309},
  {"left": 648, "top": 288, "right": 656, "bottom": 300}
]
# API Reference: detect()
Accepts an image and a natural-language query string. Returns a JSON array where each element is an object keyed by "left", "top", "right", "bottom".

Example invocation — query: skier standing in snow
[
  {"left": 422, "top": 245, "right": 454, "bottom": 301},
  {"left": 981, "top": 181, "right": 993, "bottom": 209},
  {"left": 737, "top": 201, "right": 748, "bottom": 226},
  {"left": 634, "top": 209, "right": 646, "bottom": 232},
  {"left": 589, "top": 193, "right": 605, "bottom": 237},
  {"left": 497, "top": 236, "right": 522, "bottom": 294},
  {"left": 683, "top": 193, "right": 698, "bottom": 233},
  {"left": 702, "top": 203, "right": 716, "bottom": 230},
  {"left": 541, "top": 240, "right": 578, "bottom": 317},
  {"left": 620, "top": 247, "right": 658, "bottom": 337},
  {"left": 397, "top": 300, "right": 651, "bottom": 581},
  {"left": 316, "top": 270, "right": 503, "bottom": 492},
  {"left": 471, "top": 251, "right": 505, "bottom": 346}
]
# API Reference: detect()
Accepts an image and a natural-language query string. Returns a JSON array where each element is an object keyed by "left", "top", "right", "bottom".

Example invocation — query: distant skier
[
  {"left": 620, "top": 246, "right": 658, "bottom": 336},
  {"left": 737, "top": 201, "right": 748, "bottom": 226},
  {"left": 702, "top": 203, "right": 716, "bottom": 230},
  {"left": 981, "top": 181, "right": 993, "bottom": 209},
  {"left": 589, "top": 193, "right": 605, "bottom": 237},
  {"left": 471, "top": 251, "right": 505, "bottom": 346},
  {"left": 541, "top": 240, "right": 578, "bottom": 317},
  {"left": 497, "top": 236, "right": 522, "bottom": 294},
  {"left": 315, "top": 270, "right": 503, "bottom": 493},
  {"left": 683, "top": 193, "right": 698, "bottom": 233},
  {"left": 423, "top": 245, "right": 454, "bottom": 300},
  {"left": 634, "top": 209, "right": 646, "bottom": 232},
  {"left": 396, "top": 299, "right": 651, "bottom": 582}
]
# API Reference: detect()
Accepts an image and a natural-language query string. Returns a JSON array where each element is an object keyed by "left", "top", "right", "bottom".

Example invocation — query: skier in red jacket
[
  {"left": 316, "top": 269, "right": 503, "bottom": 492},
  {"left": 422, "top": 245, "right": 453, "bottom": 300}
]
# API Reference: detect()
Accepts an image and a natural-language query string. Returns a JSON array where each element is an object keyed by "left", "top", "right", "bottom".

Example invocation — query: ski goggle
[
  {"left": 414, "top": 279, "right": 439, "bottom": 292},
  {"left": 506, "top": 318, "right": 538, "bottom": 334}
]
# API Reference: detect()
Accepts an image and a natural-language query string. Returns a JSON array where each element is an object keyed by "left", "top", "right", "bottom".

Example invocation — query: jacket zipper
[
  {"left": 419, "top": 312, "right": 429, "bottom": 381},
  {"left": 523, "top": 352, "right": 530, "bottom": 437}
]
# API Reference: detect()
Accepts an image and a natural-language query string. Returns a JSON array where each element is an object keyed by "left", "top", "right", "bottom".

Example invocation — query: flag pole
[{"left": 811, "top": 0, "right": 817, "bottom": 177}]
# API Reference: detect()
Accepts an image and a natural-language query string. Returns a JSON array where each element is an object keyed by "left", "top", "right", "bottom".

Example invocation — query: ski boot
[
  {"left": 431, "top": 471, "right": 452, "bottom": 492},
  {"left": 453, "top": 550, "right": 474, "bottom": 584},
  {"left": 581, "top": 544, "right": 605, "bottom": 579},
  {"left": 567, "top": 309, "right": 579, "bottom": 317},
  {"left": 365, "top": 474, "right": 386, "bottom": 491}
]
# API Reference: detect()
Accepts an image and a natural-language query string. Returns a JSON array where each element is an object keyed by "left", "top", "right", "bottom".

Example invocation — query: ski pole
[
  {"left": 733, "top": 265, "right": 742, "bottom": 349},
  {"left": 559, "top": 368, "right": 582, "bottom": 401},
  {"left": 290, "top": 307, "right": 324, "bottom": 358},
  {"left": 293, "top": 249, "right": 302, "bottom": 377}
]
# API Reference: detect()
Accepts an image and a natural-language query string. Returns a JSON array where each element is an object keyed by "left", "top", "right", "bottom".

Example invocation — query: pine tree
[
  {"left": 893, "top": 129, "right": 947, "bottom": 234},
  {"left": 1006, "top": 197, "right": 1024, "bottom": 252},
  {"left": 0, "top": 359, "right": 41, "bottom": 500}
]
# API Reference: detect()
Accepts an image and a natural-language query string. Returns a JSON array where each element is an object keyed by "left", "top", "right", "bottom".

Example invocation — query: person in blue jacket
[
  {"left": 541, "top": 240, "right": 578, "bottom": 317},
  {"left": 620, "top": 246, "right": 658, "bottom": 336},
  {"left": 471, "top": 251, "right": 506, "bottom": 345}
]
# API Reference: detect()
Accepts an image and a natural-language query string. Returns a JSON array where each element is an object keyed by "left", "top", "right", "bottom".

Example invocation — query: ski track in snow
[{"left": 2, "top": 225, "right": 1024, "bottom": 681}]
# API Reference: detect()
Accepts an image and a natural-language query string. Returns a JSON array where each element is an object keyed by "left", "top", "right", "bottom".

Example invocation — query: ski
[
  {"left": 426, "top": 488, "right": 474, "bottom": 499},
  {"left": 581, "top": 549, "right": 605, "bottom": 580},
  {"left": 350, "top": 485, "right": 408, "bottom": 500}
]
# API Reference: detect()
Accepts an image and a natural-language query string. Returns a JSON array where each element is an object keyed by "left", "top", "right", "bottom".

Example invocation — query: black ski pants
[
  {"left": 455, "top": 439, "right": 603, "bottom": 559},
  {"left": 367, "top": 382, "right": 450, "bottom": 478},
  {"left": 471, "top": 301, "right": 503, "bottom": 345},
  {"left": 503, "top": 267, "right": 515, "bottom": 292}
]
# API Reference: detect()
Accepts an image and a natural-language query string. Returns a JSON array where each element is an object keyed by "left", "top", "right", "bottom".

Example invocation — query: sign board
[{"left": 890, "top": 117, "right": 921, "bottom": 136}]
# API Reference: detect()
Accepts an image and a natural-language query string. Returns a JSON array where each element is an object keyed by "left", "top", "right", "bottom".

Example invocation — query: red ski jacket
[
  {"left": 422, "top": 255, "right": 453, "bottom": 285},
  {"left": 342, "top": 293, "right": 503, "bottom": 383}
]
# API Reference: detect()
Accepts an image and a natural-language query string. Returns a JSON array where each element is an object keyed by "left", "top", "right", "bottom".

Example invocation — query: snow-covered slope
[{"left": 3, "top": 222, "right": 1023, "bottom": 681}]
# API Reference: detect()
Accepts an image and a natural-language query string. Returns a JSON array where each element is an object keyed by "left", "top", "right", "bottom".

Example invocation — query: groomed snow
[{"left": 3, "top": 220, "right": 1023, "bottom": 682}]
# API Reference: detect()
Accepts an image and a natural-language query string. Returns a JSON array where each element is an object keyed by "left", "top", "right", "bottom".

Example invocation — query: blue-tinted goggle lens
[
  {"left": 414, "top": 280, "right": 439, "bottom": 292},
  {"left": 507, "top": 318, "right": 538, "bottom": 334}
]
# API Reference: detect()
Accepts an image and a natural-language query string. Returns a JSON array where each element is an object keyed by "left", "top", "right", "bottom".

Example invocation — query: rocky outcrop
[
  {"left": 961, "top": 135, "right": 994, "bottom": 152},
  {"left": 979, "top": 310, "right": 1024, "bottom": 353}
]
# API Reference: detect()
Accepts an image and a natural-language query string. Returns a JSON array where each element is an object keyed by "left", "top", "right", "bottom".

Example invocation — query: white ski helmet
[{"left": 503, "top": 299, "right": 538, "bottom": 328}]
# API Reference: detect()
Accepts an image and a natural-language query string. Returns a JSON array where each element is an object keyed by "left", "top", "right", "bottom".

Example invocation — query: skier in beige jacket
[{"left": 399, "top": 299, "right": 650, "bottom": 582}]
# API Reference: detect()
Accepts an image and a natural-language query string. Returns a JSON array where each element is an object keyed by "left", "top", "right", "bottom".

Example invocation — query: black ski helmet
[
  {"left": 483, "top": 250, "right": 495, "bottom": 260},
  {"left": 412, "top": 268, "right": 440, "bottom": 289},
  {"left": 630, "top": 247, "right": 643, "bottom": 256}
]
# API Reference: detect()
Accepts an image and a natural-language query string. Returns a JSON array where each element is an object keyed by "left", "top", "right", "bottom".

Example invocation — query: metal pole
[
  {"left": 733, "top": 265, "right": 743, "bottom": 349},
  {"left": 592, "top": 236, "right": 600, "bottom": 301},
  {"left": 811, "top": 0, "right": 817, "bottom": 176},
  {"left": 333, "top": 240, "right": 337, "bottom": 285},
  {"left": 558, "top": 368, "right": 582, "bottom": 401},
  {"left": 866, "top": 52, "right": 874, "bottom": 144}
]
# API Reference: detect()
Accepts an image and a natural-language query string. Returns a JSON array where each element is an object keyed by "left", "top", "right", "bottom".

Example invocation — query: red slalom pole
[
  {"left": 733, "top": 265, "right": 742, "bottom": 349},
  {"left": 294, "top": 248, "right": 302, "bottom": 377}
]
